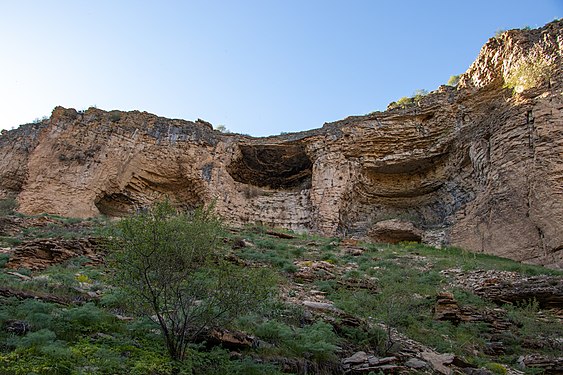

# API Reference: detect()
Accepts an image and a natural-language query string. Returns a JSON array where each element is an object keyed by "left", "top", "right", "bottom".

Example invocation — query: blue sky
[{"left": 0, "top": 1, "right": 561, "bottom": 136}]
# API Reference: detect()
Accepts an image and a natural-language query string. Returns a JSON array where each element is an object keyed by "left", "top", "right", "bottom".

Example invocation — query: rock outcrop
[
  {"left": 1, "top": 21, "right": 562, "bottom": 268},
  {"left": 5, "top": 237, "right": 101, "bottom": 271}
]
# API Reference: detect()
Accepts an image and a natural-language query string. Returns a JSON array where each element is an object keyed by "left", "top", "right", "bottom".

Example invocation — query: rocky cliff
[{"left": 1, "top": 21, "right": 562, "bottom": 268}]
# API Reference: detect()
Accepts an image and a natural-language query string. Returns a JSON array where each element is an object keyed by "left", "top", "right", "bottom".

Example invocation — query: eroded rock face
[
  {"left": 1, "top": 21, "right": 562, "bottom": 267},
  {"left": 367, "top": 219, "right": 423, "bottom": 244}
]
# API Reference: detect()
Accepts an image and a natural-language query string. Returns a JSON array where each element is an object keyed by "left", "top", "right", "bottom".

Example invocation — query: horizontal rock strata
[{"left": 1, "top": 21, "right": 562, "bottom": 267}]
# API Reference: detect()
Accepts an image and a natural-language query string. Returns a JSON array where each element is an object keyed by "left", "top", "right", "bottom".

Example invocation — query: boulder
[{"left": 368, "top": 220, "right": 422, "bottom": 244}]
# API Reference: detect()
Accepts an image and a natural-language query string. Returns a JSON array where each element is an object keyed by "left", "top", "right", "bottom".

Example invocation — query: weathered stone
[
  {"left": 368, "top": 219, "right": 423, "bottom": 244},
  {"left": 342, "top": 352, "right": 401, "bottom": 374},
  {"left": 446, "top": 269, "right": 563, "bottom": 308},
  {"left": 343, "top": 351, "right": 369, "bottom": 365},
  {"left": 405, "top": 358, "right": 428, "bottom": 369},
  {"left": 302, "top": 300, "right": 341, "bottom": 313},
  {"left": 434, "top": 292, "right": 462, "bottom": 323},
  {"left": 518, "top": 354, "right": 563, "bottom": 374},
  {"left": 462, "top": 369, "right": 493, "bottom": 375},
  {"left": 6, "top": 237, "right": 100, "bottom": 271},
  {"left": 420, "top": 351, "right": 454, "bottom": 375},
  {"left": 206, "top": 328, "right": 255, "bottom": 350}
]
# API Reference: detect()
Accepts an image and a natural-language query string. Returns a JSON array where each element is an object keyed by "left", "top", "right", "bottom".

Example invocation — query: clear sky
[{"left": 0, "top": 1, "right": 561, "bottom": 136}]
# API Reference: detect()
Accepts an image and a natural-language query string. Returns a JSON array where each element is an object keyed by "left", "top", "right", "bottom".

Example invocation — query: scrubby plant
[
  {"left": 395, "top": 96, "right": 414, "bottom": 108},
  {"left": 255, "top": 320, "right": 339, "bottom": 362},
  {"left": 484, "top": 362, "right": 507, "bottom": 375},
  {"left": 447, "top": 75, "right": 460, "bottom": 87},
  {"left": 105, "top": 201, "right": 276, "bottom": 362},
  {"left": 504, "top": 46, "right": 555, "bottom": 93},
  {"left": 0, "top": 254, "right": 9, "bottom": 268},
  {"left": 0, "top": 197, "right": 17, "bottom": 216},
  {"left": 388, "top": 89, "right": 429, "bottom": 109},
  {"left": 109, "top": 111, "right": 121, "bottom": 122},
  {"left": 214, "top": 124, "right": 231, "bottom": 133}
]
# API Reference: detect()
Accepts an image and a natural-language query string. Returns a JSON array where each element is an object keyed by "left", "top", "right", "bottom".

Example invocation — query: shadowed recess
[{"left": 227, "top": 144, "right": 312, "bottom": 190}]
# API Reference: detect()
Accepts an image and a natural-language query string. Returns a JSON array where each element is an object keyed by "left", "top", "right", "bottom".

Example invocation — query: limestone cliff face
[{"left": 1, "top": 21, "right": 561, "bottom": 268}]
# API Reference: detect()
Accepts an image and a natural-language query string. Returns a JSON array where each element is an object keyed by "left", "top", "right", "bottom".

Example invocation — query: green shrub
[
  {"left": 504, "top": 49, "right": 554, "bottom": 93},
  {"left": 109, "top": 111, "right": 121, "bottom": 122},
  {"left": 447, "top": 75, "right": 460, "bottom": 87},
  {"left": 0, "top": 253, "right": 10, "bottom": 268},
  {"left": 282, "top": 262, "right": 298, "bottom": 273},
  {"left": 99, "top": 288, "right": 130, "bottom": 309},
  {"left": 396, "top": 96, "right": 414, "bottom": 108},
  {"left": 0, "top": 197, "right": 17, "bottom": 216},
  {"left": 255, "top": 320, "right": 293, "bottom": 345},
  {"left": 0, "top": 348, "right": 74, "bottom": 375},
  {"left": 339, "top": 325, "right": 386, "bottom": 353},
  {"left": 255, "top": 320, "right": 339, "bottom": 362},
  {"left": 290, "top": 246, "right": 305, "bottom": 257},
  {"left": 320, "top": 252, "right": 338, "bottom": 264},
  {"left": 189, "top": 347, "right": 283, "bottom": 375},
  {"left": 105, "top": 201, "right": 276, "bottom": 362},
  {"left": 11, "top": 328, "right": 58, "bottom": 349},
  {"left": 292, "top": 321, "right": 339, "bottom": 361},
  {"left": 389, "top": 89, "right": 428, "bottom": 109},
  {"left": 485, "top": 362, "right": 507, "bottom": 375},
  {"left": 52, "top": 303, "right": 118, "bottom": 341}
]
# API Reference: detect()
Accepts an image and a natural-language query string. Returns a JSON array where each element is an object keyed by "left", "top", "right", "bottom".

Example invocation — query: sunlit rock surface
[{"left": 1, "top": 20, "right": 561, "bottom": 268}]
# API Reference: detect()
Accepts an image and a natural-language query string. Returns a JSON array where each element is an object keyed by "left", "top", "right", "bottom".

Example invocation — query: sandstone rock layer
[{"left": 1, "top": 21, "right": 562, "bottom": 268}]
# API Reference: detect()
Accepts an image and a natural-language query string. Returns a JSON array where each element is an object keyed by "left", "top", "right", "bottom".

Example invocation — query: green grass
[{"left": 0, "top": 217, "right": 561, "bottom": 374}]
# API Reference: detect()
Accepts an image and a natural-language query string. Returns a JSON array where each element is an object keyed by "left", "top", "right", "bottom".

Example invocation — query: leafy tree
[{"left": 106, "top": 202, "right": 275, "bottom": 362}]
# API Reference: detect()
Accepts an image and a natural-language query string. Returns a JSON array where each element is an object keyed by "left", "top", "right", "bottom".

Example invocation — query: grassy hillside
[{"left": 0, "top": 204, "right": 561, "bottom": 374}]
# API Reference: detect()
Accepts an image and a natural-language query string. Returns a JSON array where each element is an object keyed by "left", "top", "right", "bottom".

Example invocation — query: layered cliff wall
[{"left": 1, "top": 21, "right": 561, "bottom": 268}]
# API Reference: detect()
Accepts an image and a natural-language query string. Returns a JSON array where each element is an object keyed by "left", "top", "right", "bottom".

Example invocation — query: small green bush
[
  {"left": 109, "top": 111, "right": 121, "bottom": 122},
  {"left": 0, "top": 197, "right": 17, "bottom": 216},
  {"left": 0, "top": 253, "right": 10, "bottom": 268},
  {"left": 504, "top": 49, "right": 554, "bottom": 93},
  {"left": 190, "top": 347, "right": 283, "bottom": 375},
  {"left": 389, "top": 89, "right": 429, "bottom": 109},
  {"left": 339, "top": 325, "right": 386, "bottom": 353},
  {"left": 447, "top": 75, "right": 460, "bottom": 87},
  {"left": 395, "top": 96, "right": 414, "bottom": 108},
  {"left": 485, "top": 362, "right": 507, "bottom": 375},
  {"left": 255, "top": 320, "right": 293, "bottom": 345},
  {"left": 255, "top": 320, "right": 339, "bottom": 362}
]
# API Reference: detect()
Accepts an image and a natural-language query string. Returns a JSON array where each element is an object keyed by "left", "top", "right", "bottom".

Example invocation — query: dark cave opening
[
  {"left": 95, "top": 193, "right": 136, "bottom": 217},
  {"left": 227, "top": 144, "right": 312, "bottom": 190}
]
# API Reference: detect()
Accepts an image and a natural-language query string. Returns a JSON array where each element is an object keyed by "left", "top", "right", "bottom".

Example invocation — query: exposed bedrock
[
  {"left": 227, "top": 143, "right": 312, "bottom": 189},
  {"left": 0, "top": 20, "right": 562, "bottom": 267}
]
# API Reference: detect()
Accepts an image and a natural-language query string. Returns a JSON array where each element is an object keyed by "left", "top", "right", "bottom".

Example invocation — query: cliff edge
[{"left": 1, "top": 20, "right": 562, "bottom": 268}]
